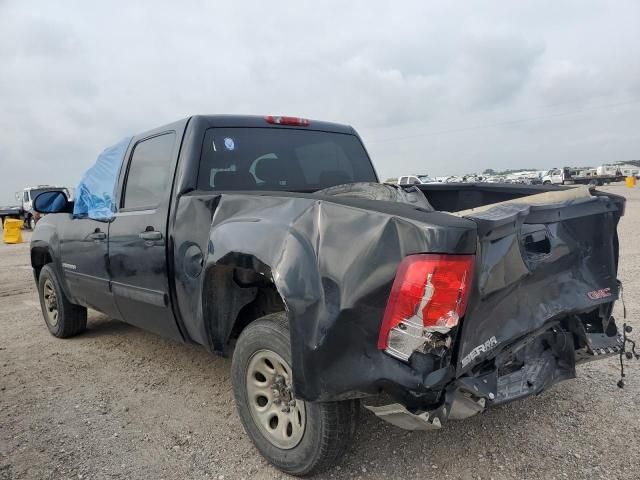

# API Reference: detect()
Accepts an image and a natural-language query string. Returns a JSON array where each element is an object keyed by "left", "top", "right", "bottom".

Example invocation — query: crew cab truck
[
  {"left": 31, "top": 115, "right": 627, "bottom": 476},
  {"left": 543, "top": 166, "right": 624, "bottom": 186}
]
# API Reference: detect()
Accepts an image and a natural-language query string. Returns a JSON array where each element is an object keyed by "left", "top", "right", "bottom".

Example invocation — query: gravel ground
[{"left": 1, "top": 185, "right": 639, "bottom": 480}]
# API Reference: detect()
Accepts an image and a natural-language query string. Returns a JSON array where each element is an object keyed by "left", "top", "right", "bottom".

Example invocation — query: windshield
[
  {"left": 417, "top": 176, "right": 433, "bottom": 183},
  {"left": 197, "top": 128, "right": 377, "bottom": 192}
]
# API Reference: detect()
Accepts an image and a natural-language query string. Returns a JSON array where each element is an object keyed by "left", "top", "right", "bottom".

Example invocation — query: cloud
[
  {"left": 1, "top": 0, "right": 640, "bottom": 201},
  {"left": 450, "top": 31, "right": 545, "bottom": 108},
  {"left": 530, "top": 60, "right": 604, "bottom": 105}
]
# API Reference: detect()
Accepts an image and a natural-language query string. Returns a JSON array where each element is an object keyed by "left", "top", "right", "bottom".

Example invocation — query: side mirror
[{"left": 33, "top": 191, "right": 70, "bottom": 214}]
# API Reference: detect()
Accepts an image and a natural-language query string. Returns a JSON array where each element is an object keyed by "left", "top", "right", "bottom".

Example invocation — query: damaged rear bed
[{"left": 367, "top": 185, "right": 627, "bottom": 430}]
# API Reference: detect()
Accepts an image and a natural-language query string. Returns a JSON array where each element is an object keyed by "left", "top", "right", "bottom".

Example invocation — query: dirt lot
[{"left": 1, "top": 185, "right": 639, "bottom": 480}]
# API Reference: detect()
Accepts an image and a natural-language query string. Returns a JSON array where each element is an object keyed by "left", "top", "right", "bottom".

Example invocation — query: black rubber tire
[
  {"left": 316, "top": 182, "right": 434, "bottom": 211},
  {"left": 231, "top": 312, "right": 359, "bottom": 476},
  {"left": 38, "top": 264, "right": 87, "bottom": 338}
]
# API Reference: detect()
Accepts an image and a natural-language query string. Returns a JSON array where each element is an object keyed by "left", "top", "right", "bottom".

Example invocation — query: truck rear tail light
[
  {"left": 264, "top": 115, "right": 310, "bottom": 126},
  {"left": 378, "top": 254, "right": 475, "bottom": 361}
]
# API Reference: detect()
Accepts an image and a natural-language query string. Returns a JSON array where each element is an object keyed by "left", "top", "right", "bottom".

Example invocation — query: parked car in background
[
  {"left": 543, "top": 167, "right": 624, "bottom": 186},
  {"left": 484, "top": 176, "right": 503, "bottom": 183},
  {"left": 0, "top": 204, "right": 21, "bottom": 228},
  {"left": 397, "top": 174, "right": 437, "bottom": 185},
  {"left": 598, "top": 164, "right": 640, "bottom": 178},
  {"left": 1, "top": 185, "right": 71, "bottom": 229}
]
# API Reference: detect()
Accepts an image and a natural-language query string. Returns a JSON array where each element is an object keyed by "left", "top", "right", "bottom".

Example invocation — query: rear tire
[
  {"left": 231, "top": 312, "right": 359, "bottom": 476},
  {"left": 38, "top": 264, "right": 87, "bottom": 338}
]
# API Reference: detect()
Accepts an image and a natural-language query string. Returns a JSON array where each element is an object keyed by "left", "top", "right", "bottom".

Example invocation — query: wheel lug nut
[
  {"left": 281, "top": 406, "right": 290, "bottom": 413},
  {"left": 288, "top": 400, "right": 296, "bottom": 407}
]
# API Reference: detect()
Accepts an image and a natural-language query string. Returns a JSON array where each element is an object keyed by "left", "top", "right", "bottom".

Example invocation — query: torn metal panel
[
  {"left": 457, "top": 194, "right": 623, "bottom": 374},
  {"left": 364, "top": 403, "right": 443, "bottom": 431}
]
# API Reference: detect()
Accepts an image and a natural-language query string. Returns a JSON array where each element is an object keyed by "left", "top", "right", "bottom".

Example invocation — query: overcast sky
[{"left": 2, "top": 1, "right": 640, "bottom": 202}]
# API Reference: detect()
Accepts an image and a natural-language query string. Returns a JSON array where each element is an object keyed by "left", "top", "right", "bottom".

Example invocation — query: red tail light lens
[
  {"left": 378, "top": 254, "right": 475, "bottom": 359},
  {"left": 265, "top": 115, "right": 310, "bottom": 126}
]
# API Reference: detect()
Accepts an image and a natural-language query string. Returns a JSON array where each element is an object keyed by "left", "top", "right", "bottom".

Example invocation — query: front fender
[{"left": 30, "top": 217, "right": 74, "bottom": 301}]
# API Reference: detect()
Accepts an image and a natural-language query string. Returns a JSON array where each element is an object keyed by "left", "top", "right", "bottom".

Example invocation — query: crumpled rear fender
[{"left": 171, "top": 192, "right": 476, "bottom": 402}]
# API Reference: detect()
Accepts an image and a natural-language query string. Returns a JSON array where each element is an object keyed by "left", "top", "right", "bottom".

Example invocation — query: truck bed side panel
[{"left": 171, "top": 192, "right": 477, "bottom": 401}]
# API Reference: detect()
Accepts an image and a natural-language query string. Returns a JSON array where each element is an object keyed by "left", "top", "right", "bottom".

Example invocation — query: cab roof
[{"left": 135, "top": 115, "right": 356, "bottom": 141}]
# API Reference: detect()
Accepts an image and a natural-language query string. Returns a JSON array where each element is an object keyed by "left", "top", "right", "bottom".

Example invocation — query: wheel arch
[
  {"left": 30, "top": 243, "right": 54, "bottom": 281},
  {"left": 201, "top": 261, "right": 287, "bottom": 356},
  {"left": 198, "top": 212, "right": 323, "bottom": 358}
]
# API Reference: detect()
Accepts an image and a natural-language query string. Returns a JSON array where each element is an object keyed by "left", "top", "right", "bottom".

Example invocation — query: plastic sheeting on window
[{"left": 73, "top": 137, "right": 132, "bottom": 221}]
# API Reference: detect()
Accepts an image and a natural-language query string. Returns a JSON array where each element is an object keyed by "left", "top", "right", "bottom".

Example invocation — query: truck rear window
[{"left": 197, "top": 128, "right": 377, "bottom": 192}]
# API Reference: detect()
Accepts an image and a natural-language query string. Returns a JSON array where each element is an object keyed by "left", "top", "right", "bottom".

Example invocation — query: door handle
[
  {"left": 139, "top": 230, "right": 163, "bottom": 241},
  {"left": 88, "top": 231, "right": 106, "bottom": 240}
]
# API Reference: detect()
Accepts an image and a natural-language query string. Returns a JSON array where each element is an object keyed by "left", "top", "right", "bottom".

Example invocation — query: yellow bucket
[
  {"left": 2, "top": 218, "right": 23, "bottom": 244},
  {"left": 626, "top": 176, "right": 637, "bottom": 188}
]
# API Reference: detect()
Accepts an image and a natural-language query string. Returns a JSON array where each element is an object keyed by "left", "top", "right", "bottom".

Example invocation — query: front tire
[
  {"left": 231, "top": 313, "right": 359, "bottom": 476},
  {"left": 38, "top": 264, "right": 87, "bottom": 338}
]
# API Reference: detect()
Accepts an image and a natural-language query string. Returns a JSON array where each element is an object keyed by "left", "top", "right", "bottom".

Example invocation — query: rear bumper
[{"left": 367, "top": 322, "right": 623, "bottom": 430}]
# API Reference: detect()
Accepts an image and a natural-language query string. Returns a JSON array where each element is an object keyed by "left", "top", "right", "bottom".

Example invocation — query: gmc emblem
[{"left": 587, "top": 288, "right": 612, "bottom": 300}]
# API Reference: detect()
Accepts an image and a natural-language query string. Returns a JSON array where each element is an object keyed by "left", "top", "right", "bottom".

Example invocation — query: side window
[
  {"left": 399, "top": 177, "right": 407, "bottom": 184},
  {"left": 24, "top": 191, "right": 29, "bottom": 202},
  {"left": 410, "top": 176, "right": 420, "bottom": 185},
  {"left": 122, "top": 133, "right": 176, "bottom": 209}
]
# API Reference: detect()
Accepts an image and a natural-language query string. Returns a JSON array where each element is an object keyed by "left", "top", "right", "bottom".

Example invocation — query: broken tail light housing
[
  {"left": 378, "top": 254, "right": 475, "bottom": 361},
  {"left": 264, "top": 115, "right": 310, "bottom": 126}
]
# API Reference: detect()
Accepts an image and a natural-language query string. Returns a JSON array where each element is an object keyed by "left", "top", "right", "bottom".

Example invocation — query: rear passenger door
[{"left": 108, "top": 132, "right": 183, "bottom": 341}]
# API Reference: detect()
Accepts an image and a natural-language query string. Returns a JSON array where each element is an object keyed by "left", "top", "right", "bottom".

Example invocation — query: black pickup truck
[{"left": 31, "top": 115, "right": 627, "bottom": 476}]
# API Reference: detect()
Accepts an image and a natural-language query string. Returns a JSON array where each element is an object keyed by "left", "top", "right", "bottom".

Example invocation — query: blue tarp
[{"left": 73, "top": 137, "right": 132, "bottom": 221}]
